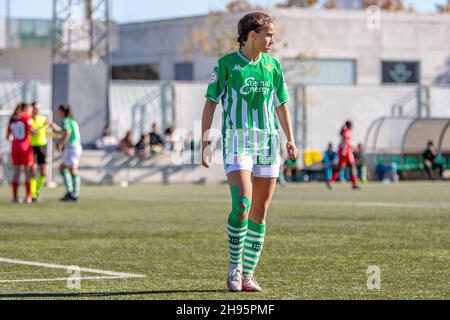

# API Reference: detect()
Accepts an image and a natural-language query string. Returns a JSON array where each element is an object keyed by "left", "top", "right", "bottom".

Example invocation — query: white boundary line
[{"left": 0, "top": 257, "right": 145, "bottom": 284}]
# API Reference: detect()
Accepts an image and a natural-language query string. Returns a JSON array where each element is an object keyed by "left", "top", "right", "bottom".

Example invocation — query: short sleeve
[
  {"left": 62, "top": 119, "right": 68, "bottom": 132},
  {"left": 274, "top": 62, "right": 290, "bottom": 108},
  {"left": 26, "top": 117, "right": 33, "bottom": 130},
  {"left": 205, "top": 60, "right": 227, "bottom": 104}
]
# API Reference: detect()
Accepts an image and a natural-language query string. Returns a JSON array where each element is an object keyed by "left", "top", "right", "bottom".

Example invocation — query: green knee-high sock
[
  {"left": 228, "top": 214, "right": 248, "bottom": 265},
  {"left": 35, "top": 175, "right": 46, "bottom": 196},
  {"left": 243, "top": 220, "right": 266, "bottom": 276},
  {"left": 227, "top": 186, "right": 251, "bottom": 265},
  {"left": 72, "top": 173, "right": 80, "bottom": 197},
  {"left": 61, "top": 170, "right": 73, "bottom": 193}
]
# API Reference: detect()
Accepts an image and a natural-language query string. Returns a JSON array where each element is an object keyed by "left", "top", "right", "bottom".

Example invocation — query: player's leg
[
  {"left": 241, "top": 176, "right": 277, "bottom": 292},
  {"left": 225, "top": 169, "right": 253, "bottom": 292},
  {"left": 11, "top": 165, "right": 21, "bottom": 203},
  {"left": 34, "top": 146, "right": 48, "bottom": 200},
  {"left": 69, "top": 146, "right": 82, "bottom": 200},
  {"left": 331, "top": 161, "right": 346, "bottom": 185},
  {"left": 331, "top": 149, "right": 345, "bottom": 184},
  {"left": 348, "top": 153, "right": 359, "bottom": 189},
  {"left": 69, "top": 166, "right": 80, "bottom": 200},
  {"left": 60, "top": 163, "right": 73, "bottom": 201},
  {"left": 30, "top": 150, "right": 38, "bottom": 200},
  {"left": 24, "top": 164, "right": 33, "bottom": 204}
]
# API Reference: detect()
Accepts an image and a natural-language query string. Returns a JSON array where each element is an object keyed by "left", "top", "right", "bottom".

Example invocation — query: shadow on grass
[{"left": 0, "top": 289, "right": 229, "bottom": 299}]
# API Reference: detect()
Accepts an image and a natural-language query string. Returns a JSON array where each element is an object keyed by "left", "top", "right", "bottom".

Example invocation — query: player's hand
[
  {"left": 201, "top": 141, "right": 212, "bottom": 169},
  {"left": 286, "top": 141, "right": 298, "bottom": 161}
]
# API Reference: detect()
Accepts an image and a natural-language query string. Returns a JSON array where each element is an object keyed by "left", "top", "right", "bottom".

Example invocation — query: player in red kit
[
  {"left": 7, "top": 103, "right": 37, "bottom": 203},
  {"left": 327, "top": 120, "right": 360, "bottom": 190}
]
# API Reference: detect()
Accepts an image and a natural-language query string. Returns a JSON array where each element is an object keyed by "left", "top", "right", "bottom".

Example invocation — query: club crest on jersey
[
  {"left": 209, "top": 71, "right": 218, "bottom": 84},
  {"left": 233, "top": 64, "right": 242, "bottom": 72},
  {"left": 265, "top": 63, "right": 273, "bottom": 72}
]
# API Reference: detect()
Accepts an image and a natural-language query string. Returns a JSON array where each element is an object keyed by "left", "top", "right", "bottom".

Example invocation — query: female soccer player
[
  {"left": 201, "top": 12, "right": 297, "bottom": 292},
  {"left": 53, "top": 105, "right": 82, "bottom": 202},
  {"left": 329, "top": 120, "right": 360, "bottom": 190},
  {"left": 7, "top": 103, "right": 36, "bottom": 203}
]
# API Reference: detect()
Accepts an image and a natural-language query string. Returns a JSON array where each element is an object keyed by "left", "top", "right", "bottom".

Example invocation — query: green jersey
[
  {"left": 205, "top": 50, "right": 289, "bottom": 161},
  {"left": 62, "top": 117, "right": 81, "bottom": 148}
]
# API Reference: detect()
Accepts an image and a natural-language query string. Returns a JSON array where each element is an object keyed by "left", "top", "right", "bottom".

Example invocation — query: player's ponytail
[
  {"left": 237, "top": 12, "right": 273, "bottom": 48},
  {"left": 9, "top": 103, "right": 25, "bottom": 123}
]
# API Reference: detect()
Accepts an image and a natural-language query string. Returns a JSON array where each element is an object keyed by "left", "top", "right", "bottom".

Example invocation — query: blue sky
[{"left": 0, "top": 0, "right": 444, "bottom": 22}]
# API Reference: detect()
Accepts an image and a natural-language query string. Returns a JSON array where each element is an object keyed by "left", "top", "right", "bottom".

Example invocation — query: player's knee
[
  {"left": 233, "top": 197, "right": 251, "bottom": 220},
  {"left": 250, "top": 204, "right": 268, "bottom": 221}
]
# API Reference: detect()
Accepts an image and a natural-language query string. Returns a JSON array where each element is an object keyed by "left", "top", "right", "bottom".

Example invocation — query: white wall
[
  {"left": 113, "top": 9, "right": 450, "bottom": 86},
  {"left": 0, "top": 48, "right": 51, "bottom": 81}
]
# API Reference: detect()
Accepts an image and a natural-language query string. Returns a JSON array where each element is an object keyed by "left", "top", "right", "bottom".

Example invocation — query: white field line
[
  {"left": 0, "top": 276, "right": 128, "bottom": 284},
  {"left": 44, "top": 194, "right": 450, "bottom": 209},
  {"left": 299, "top": 200, "right": 450, "bottom": 209},
  {"left": 0, "top": 257, "right": 145, "bottom": 283}
]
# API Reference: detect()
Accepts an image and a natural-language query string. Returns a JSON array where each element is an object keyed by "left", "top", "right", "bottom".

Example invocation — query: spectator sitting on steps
[
  {"left": 117, "top": 131, "right": 135, "bottom": 157},
  {"left": 423, "top": 140, "right": 444, "bottom": 180},
  {"left": 95, "top": 125, "right": 119, "bottom": 152},
  {"left": 135, "top": 133, "right": 151, "bottom": 160},
  {"left": 149, "top": 122, "right": 165, "bottom": 154}
]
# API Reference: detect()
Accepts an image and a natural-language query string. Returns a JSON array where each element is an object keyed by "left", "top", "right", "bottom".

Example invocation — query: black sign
[{"left": 382, "top": 61, "right": 420, "bottom": 84}]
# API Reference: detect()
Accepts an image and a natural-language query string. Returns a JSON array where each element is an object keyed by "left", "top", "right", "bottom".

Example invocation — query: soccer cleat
[
  {"left": 242, "top": 276, "right": 262, "bottom": 292},
  {"left": 12, "top": 198, "right": 20, "bottom": 204},
  {"left": 226, "top": 264, "right": 243, "bottom": 292},
  {"left": 70, "top": 193, "right": 79, "bottom": 202},
  {"left": 326, "top": 182, "right": 333, "bottom": 190},
  {"left": 60, "top": 193, "right": 73, "bottom": 202},
  {"left": 352, "top": 185, "right": 361, "bottom": 190},
  {"left": 32, "top": 196, "right": 42, "bottom": 204},
  {"left": 24, "top": 197, "right": 33, "bottom": 204}
]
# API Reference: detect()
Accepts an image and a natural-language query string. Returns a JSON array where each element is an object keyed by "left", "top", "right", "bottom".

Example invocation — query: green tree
[
  {"left": 436, "top": 0, "right": 450, "bottom": 13},
  {"left": 363, "top": 0, "right": 411, "bottom": 11},
  {"left": 277, "top": 0, "right": 320, "bottom": 8}
]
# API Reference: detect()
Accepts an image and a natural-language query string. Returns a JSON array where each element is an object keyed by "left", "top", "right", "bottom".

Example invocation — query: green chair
[
  {"left": 418, "top": 156, "right": 425, "bottom": 170},
  {"left": 404, "top": 156, "right": 418, "bottom": 171},
  {"left": 376, "top": 156, "right": 385, "bottom": 166},
  {"left": 391, "top": 155, "right": 404, "bottom": 171}
]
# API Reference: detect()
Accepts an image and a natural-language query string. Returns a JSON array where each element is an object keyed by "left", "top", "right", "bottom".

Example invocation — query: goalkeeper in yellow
[{"left": 30, "top": 102, "right": 60, "bottom": 202}]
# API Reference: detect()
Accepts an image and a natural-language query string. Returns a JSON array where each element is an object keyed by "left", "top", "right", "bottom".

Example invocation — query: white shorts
[
  {"left": 224, "top": 154, "right": 281, "bottom": 178},
  {"left": 62, "top": 146, "right": 83, "bottom": 168}
]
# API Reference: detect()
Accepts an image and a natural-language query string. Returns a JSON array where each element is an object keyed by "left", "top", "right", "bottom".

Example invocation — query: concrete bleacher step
[{"left": 51, "top": 150, "right": 227, "bottom": 185}]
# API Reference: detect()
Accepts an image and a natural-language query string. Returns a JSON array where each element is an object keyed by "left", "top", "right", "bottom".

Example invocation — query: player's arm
[
  {"left": 6, "top": 126, "right": 12, "bottom": 142},
  {"left": 202, "top": 59, "right": 226, "bottom": 168},
  {"left": 274, "top": 61, "right": 298, "bottom": 161},
  {"left": 201, "top": 99, "right": 217, "bottom": 168},
  {"left": 46, "top": 120, "right": 62, "bottom": 132},
  {"left": 46, "top": 120, "right": 63, "bottom": 138},
  {"left": 27, "top": 119, "right": 37, "bottom": 135},
  {"left": 57, "top": 128, "right": 71, "bottom": 152},
  {"left": 276, "top": 104, "right": 298, "bottom": 161}
]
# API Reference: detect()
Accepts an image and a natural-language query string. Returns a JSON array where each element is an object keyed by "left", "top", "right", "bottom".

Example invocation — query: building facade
[{"left": 112, "top": 8, "right": 450, "bottom": 86}]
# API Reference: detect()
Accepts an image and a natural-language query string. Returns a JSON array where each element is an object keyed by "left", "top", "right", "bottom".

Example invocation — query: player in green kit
[
  {"left": 53, "top": 105, "right": 83, "bottom": 202},
  {"left": 201, "top": 12, "right": 298, "bottom": 292}
]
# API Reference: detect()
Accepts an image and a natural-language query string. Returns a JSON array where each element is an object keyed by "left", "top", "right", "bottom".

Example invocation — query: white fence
[{"left": 0, "top": 80, "right": 449, "bottom": 159}]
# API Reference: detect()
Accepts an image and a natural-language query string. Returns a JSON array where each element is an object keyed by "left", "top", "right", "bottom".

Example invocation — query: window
[
  {"left": 382, "top": 61, "right": 420, "bottom": 84},
  {"left": 112, "top": 64, "right": 159, "bottom": 80},
  {"left": 283, "top": 59, "right": 357, "bottom": 85},
  {"left": 175, "top": 62, "right": 194, "bottom": 81}
]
